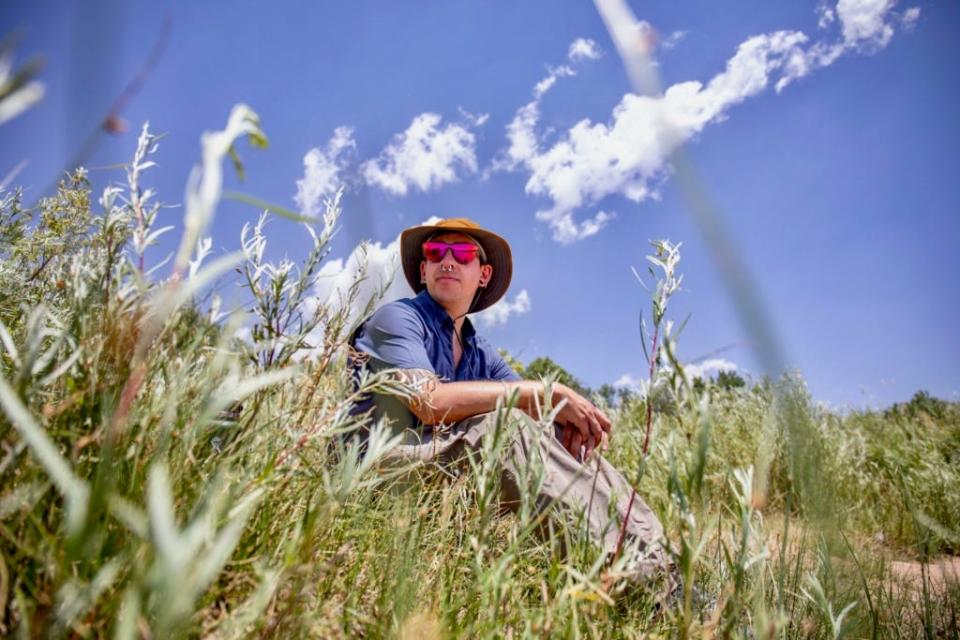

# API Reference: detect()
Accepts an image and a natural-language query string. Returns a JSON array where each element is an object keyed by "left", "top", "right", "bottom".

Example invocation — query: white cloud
[
  {"left": 308, "top": 238, "right": 408, "bottom": 328},
  {"left": 547, "top": 209, "right": 616, "bottom": 243},
  {"left": 835, "top": 0, "right": 897, "bottom": 48},
  {"left": 489, "top": 36, "right": 605, "bottom": 178},
  {"left": 683, "top": 358, "right": 738, "bottom": 381},
  {"left": 816, "top": 2, "right": 837, "bottom": 29},
  {"left": 534, "top": 65, "right": 575, "bottom": 98},
  {"left": 499, "top": 0, "right": 915, "bottom": 243},
  {"left": 614, "top": 373, "right": 642, "bottom": 390},
  {"left": 307, "top": 219, "right": 444, "bottom": 330},
  {"left": 362, "top": 113, "right": 479, "bottom": 196},
  {"left": 578, "top": 210, "right": 615, "bottom": 239},
  {"left": 615, "top": 358, "right": 739, "bottom": 390},
  {"left": 568, "top": 38, "right": 602, "bottom": 61},
  {"left": 777, "top": 0, "right": 913, "bottom": 90},
  {"left": 661, "top": 30, "right": 688, "bottom": 50},
  {"left": 774, "top": 40, "right": 846, "bottom": 92},
  {"left": 295, "top": 126, "right": 356, "bottom": 217},
  {"left": 495, "top": 100, "right": 542, "bottom": 174},
  {"left": 489, "top": 66, "right": 570, "bottom": 175},
  {"left": 512, "top": 30, "right": 810, "bottom": 243},
  {"left": 474, "top": 289, "right": 531, "bottom": 328},
  {"left": 901, "top": 6, "right": 920, "bottom": 28},
  {"left": 458, "top": 106, "right": 490, "bottom": 127}
]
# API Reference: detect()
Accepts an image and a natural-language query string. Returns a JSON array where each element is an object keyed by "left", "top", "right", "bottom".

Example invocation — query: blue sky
[{"left": 2, "top": 0, "right": 958, "bottom": 408}]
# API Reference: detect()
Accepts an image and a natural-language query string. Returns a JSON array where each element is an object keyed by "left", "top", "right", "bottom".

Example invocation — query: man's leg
[{"left": 453, "top": 408, "right": 670, "bottom": 581}]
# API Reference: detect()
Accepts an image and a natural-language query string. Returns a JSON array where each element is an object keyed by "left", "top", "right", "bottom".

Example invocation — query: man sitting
[{"left": 350, "top": 217, "right": 669, "bottom": 582}]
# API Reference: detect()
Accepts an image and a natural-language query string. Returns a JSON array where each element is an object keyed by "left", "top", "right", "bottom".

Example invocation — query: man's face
[{"left": 420, "top": 231, "right": 494, "bottom": 312}]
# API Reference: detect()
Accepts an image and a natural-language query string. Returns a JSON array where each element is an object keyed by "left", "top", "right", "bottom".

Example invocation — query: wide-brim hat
[{"left": 400, "top": 217, "right": 512, "bottom": 313}]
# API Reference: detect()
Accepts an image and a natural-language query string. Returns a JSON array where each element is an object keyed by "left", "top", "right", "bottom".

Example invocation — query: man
[{"left": 350, "top": 218, "right": 668, "bottom": 581}]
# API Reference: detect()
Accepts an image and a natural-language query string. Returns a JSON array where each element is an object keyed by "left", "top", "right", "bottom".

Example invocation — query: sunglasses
[{"left": 422, "top": 241, "right": 483, "bottom": 264}]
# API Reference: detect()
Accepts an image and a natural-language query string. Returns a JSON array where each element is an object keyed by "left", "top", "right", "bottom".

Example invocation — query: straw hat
[{"left": 400, "top": 218, "right": 512, "bottom": 313}]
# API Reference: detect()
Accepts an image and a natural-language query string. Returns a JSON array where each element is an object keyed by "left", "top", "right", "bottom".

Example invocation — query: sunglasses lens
[
  {"left": 423, "top": 243, "right": 444, "bottom": 262},
  {"left": 451, "top": 245, "right": 479, "bottom": 264},
  {"left": 423, "top": 242, "right": 480, "bottom": 264}
]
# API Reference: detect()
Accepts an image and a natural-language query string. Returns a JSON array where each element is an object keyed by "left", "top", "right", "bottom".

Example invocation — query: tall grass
[{"left": 1, "top": 107, "right": 957, "bottom": 638}]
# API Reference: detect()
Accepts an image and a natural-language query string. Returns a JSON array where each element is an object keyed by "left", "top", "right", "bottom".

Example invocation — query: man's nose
[{"left": 440, "top": 250, "right": 458, "bottom": 267}]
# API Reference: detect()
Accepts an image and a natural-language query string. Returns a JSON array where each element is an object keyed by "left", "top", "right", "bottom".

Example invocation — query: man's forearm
[
  {"left": 410, "top": 378, "right": 556, "bottom": 425},
  {"left": 394, "top": 370, "right": 609, "bottom": 460}
]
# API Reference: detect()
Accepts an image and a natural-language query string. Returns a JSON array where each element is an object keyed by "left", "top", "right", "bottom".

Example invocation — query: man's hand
[
  {"left": 560, "top": 423, "right": 608, "bottom": 462},
  {"left": 554, "top": 384, "right": 611, "bottom": 461}
]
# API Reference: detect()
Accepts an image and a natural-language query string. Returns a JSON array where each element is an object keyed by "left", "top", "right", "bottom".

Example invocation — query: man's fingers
[
  {"left": 596, "top": 407, "right": 612, "bottom": 434},
  {"left": 584, "top": 435, "right": 596, "bottom": 460},
  {"left": 562, "top": 425, "right": 574, "bottom": 453},
  {"left": 558, "top": 398, "right": 608, "bottom": 459},
  {"left": 587, "top": 414, "right": 604, "bottom": 445},
  {"left": 562, "top": 424, "right": 579, "bottom": 459},
  {"left": 570, "top": 431, "right": 583, "bottom": 461}
]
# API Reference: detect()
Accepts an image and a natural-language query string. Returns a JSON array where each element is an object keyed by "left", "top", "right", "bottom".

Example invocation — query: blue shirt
[{"left": 351, "top": 289, "right": 520, "bottom": 430}]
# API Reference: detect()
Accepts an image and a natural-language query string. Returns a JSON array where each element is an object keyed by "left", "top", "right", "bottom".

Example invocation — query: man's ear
[
  {"left": 480, "top": 263, "right": 493, "bottom": 286},
  {"left": 420, "top": 261, "right": 427, "bottom": 283}
]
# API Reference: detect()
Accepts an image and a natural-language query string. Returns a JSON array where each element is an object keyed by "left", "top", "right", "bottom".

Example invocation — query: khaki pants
[{"left": 384, "top": 407, "right": 670, "bottom": 582}]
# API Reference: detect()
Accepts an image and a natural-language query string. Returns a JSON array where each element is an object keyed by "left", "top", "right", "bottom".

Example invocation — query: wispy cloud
[
  {"left": 900, "top": 6, "right": 920, "bottom": 28},
  {"left": 613, "top": 373, "right": 642, "bottom": 390},
  {"left": 836, "top": 0, "right": 899, "bottom": 48},
  {"left": 568, "top": 37, "right": 602, "bottom": 62},
  {"left": 362, "top": 113, "right": 480, "bottom": 196},
  {"left": 514, "top": 30, "right": 810, "bottom": 243},
  {"left": 615, "top": 358, "right": 739, "bottom": 391},
  {"left": 458, "top": 106, "right": 490, "bottom": 127},
  {"left": 776, "top": 0, "right": 918, "bottom": 89},
  {"left": 684, "top": 358, "right": 739, "bottom": 380},
  {"left": 498, "top": 0, "right": 916, "bottom": 243},
  {"left": 816, "top": 2, "right": 838, "bottom": 29},
  {"left": 534, "top": 65, "right": 575, "bottom": 98},
  {"left": 661, "top": 30, "right": 688, "bottom": 50},
  {"left": 295, "top": 126, "right": 356, "bottom": 216},
  {"left": 577, "top": 210, "right": 615, "bottom": 239},
  {"left": 490, "top": 36, "right": 606, "bottom": 178},
  {"left": 474, "top": 290, "right": 531, "bottom": 328}
]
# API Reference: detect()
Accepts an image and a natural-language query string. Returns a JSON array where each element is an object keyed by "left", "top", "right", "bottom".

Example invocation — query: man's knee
[
  {"left": 498, "top": 408, "right": 558, "bottom": 455},
  {"left": 464, "top": 407, "right": 540, "bottom": 446},
  {"left": 470, "top": 406, "right": 529, "bottom": 429},
  {"left": 501, "top": 408, "right": 553, "bottom": 441},
  {"left": 503, "top": 407, "right": 530, "bottom": 424}
]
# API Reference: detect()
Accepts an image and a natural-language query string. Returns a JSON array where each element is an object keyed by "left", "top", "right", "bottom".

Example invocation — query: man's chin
[
  {"left": 427, "top": 287, "right": 474, "bottom": 308},
  {"left": 429, "top": 290, "right": 458, "bottom": 304}
]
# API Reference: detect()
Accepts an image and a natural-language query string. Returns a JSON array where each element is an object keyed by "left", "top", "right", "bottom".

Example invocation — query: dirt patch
[
  {"left": 887, "top": 556, "right": 960, "bottom": 596},
  {"left": 762, "top": 519, "right": 960, "bottom": 599}
]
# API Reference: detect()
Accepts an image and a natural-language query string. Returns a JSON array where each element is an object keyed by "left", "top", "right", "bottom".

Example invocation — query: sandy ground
[
  {"left": 764, "top": 522, "right": 960, "bottom": 599},
  {"left": 887, "top": 556, "right": 960, "bottom": 596}
]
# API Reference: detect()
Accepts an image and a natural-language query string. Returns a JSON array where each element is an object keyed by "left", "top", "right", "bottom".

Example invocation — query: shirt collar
[{"left": 415, "top": 289, "right": 477, "bottom": 341}]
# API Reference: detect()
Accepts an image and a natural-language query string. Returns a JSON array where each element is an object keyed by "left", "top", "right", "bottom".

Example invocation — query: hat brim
[{"left": 400, "top": 222, "right": 512, "bottom": 313}]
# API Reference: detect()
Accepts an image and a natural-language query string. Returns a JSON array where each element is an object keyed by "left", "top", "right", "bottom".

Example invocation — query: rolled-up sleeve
[
  {"left": 478, "top": 337, "right": 522, "bottom": 382},
  {"left": 490, "top": 356, "right": 522, "bottom": 382},
  {"left": 354, "top": 302, "right": 434, "bottom": 373}
]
